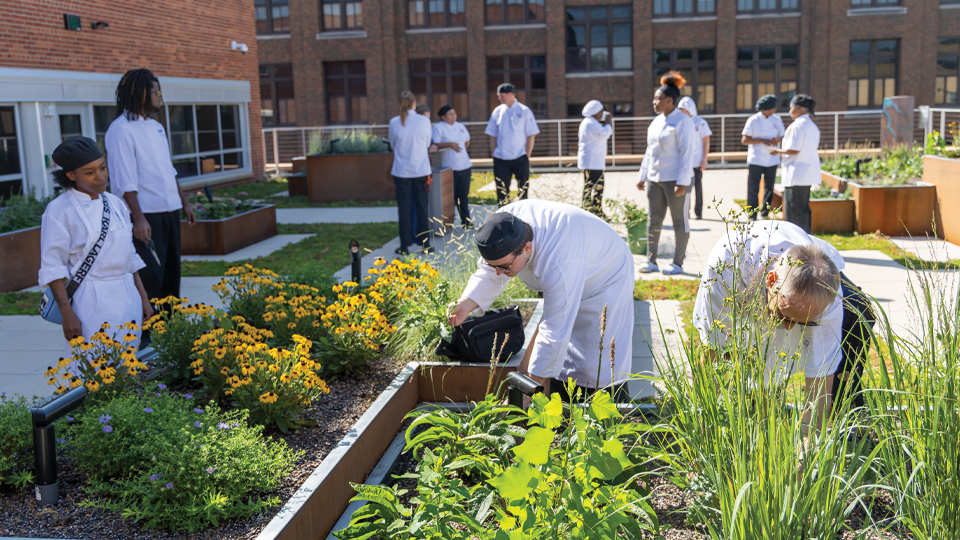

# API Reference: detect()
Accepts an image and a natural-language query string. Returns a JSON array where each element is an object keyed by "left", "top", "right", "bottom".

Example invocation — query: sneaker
[
  {"left": 638, "top": 261, "right": 659, "bottom": 273},
  {"left": 662, "top": 264, "right": 684, "bottom": 275}
]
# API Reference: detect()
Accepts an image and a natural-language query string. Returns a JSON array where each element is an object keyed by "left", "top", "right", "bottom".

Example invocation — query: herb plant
[
  {"left": 0, "top": 394, "right": 38, "bottom": 488},
  {"left": 0, "top": 190, "right": 50, "bottom": 234}
]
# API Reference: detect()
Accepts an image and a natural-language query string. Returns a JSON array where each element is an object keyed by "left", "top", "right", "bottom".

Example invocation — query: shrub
[
  {"left": 143, "top": 299, "right": 222, "bottom": 382},
  {"left": 0, "top": 189, "right": 50, "bottom": 234},
  {"left": 263, "top": 283, "right": 328, "bottom": 346},
  {"left": 0, "top": 394, "right": 37, "bottom": 488},
  {"left": 315, "top": 281, "right": 396, "bottom": 376},
  {"left": 189, "top": 319, "right": 275, "bottom": 401},
  {"left": 186, "top": 194, "right": 256, "bottom": 221},
  {"left": 809, "top": 181, "right": 852, "bottom": 200},
  {"left": 67, "top": 388, "right": 301, "bottom": 531},
  {"left": 309, "top": 129, "right": 388, "bottom": 155},
  {"left": 46, "top": 323, "right": 150, "bottom": 404},
  {"left": 605, "top": 197, "right": 649, "bottom": 226},
  {"left": 365, "top": 256, "right": 440, "bottom": 319},
  {"left": 212, "top": 264, "right": 284, "bottom": 329}
]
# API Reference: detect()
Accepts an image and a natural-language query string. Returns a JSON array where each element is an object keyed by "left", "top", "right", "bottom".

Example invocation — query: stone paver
[
  {"left": 277, "top": 207, "right": 398, "bottom": 224},
  {"left": 889, "top": 236, "right": 960, "bottom": 263}
]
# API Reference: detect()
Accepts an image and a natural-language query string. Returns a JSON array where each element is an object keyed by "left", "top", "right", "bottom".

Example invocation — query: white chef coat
[
  {"left": 389, "top": 109, "right": 433, "bottom": 178},
  {"left": 432, "top": 121, "right": 473, "bottom": 171},
  {"left": 461, "top": 200, "right": 635, "bottom": 389},
  {"left": 577, "top": 117, "right": 612, "bottom": 171},
  {"left": 691, "top": 116, "right": 713, "bottom": 167},
  {"left": 485, "top": 102, "right": 540, "bottom": 161},
  {"left": 638, "top": 108, "right": 698, "bottom": 187},
  {"left": 39, "top": 190, "right": 147, "bottom": 354},
  {"left": 742, "top": 112, "right": 786, "bottom": 168},
  {"left": 106, "top": 114, "right": 183, "bottom": 214},
  {"left": 780, "top": 114, "right": 821, "bottom": 188},
  {"left": 692, "top": 220, "right": 845, "bottom": 381}
]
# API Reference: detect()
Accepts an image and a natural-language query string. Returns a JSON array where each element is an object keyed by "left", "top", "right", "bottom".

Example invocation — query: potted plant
[
  {"left": 0, "top": 191, "right": 49, "bottom": 292},
  {"left": 606, "top": 198, "right": 648, "bottom": 255},
  {"left": 180, "top": 193, "right": 278, "bottom": 255},
  {"left": 305, "top": 129, "right": 396, "bottom": 203}
]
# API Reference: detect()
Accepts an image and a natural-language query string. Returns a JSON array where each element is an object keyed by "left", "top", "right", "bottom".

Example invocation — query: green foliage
[
  {"left": 0, "top": 290, "right": 44, "bottom": 315},
  {"left": 925, "top": 130, "right": 960, "bottom": 159},
  {"left": 310, "top": 129, "right": 389, "bottom": 155},
  {"left": 186, "top": 194, "right": 256, "bottom": 221},
  {"left": 809, "top": 181, "right": 852, "bottom": 200},
  {"left": 821, "top": 145, "right": 924, "bottom": 186},
  {"left": 604, "top": 197, "right": 648, "bottom": 226},
  {"left": 143, "top": 301, "right": 225, "bottom": 383},
  {"left": 66, "top": 387, "right": 301, "bottom": 531},
  {"left": 0, "top": 190, "right": 50, "bottom": 234},
  {"left": 0, "top": 394, "right": 38, "bottom": 486}
]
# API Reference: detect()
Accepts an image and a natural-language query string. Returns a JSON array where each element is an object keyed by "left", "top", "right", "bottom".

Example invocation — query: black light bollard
[
  {"left": 505, "top": 371, "right": 544, "bottom": 409},
  {"left": 349, "top": 240, "right": 361, "bottom": 284},
  {"left": 29, "top": 385, "right": 87, "bottom": 506},
  {"left": 329, "top": 138, "right": 341, "bottom": 154}
]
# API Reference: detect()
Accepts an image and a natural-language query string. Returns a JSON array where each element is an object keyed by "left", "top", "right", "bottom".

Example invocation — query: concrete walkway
[{"left": 277, "top": 207, "right": 398, "bottom": 224}]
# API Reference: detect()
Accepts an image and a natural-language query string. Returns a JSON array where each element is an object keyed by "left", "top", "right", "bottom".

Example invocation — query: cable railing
[{"left": 262, "top": 108, "right": 960, "bottom": 174}]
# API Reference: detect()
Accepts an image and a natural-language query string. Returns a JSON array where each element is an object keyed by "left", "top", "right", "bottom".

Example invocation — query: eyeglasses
[
  {"left": 765, "top": 288, "right": 820, "bottom": 328},
  {"left": 151, "top": 90, "right": 163, "bottom": 98},
  {"left": 481, "top": 253, "right": 520, "bottom": 272}
]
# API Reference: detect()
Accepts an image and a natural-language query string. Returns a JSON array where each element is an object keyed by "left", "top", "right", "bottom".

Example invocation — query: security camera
[{"left": 230, "top": 41, "right": 249, "bottom": 54}]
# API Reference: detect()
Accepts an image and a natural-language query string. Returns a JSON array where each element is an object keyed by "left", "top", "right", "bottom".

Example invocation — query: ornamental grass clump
[
  {"left": 263, "top": 282, "right": 328, "bottom": 345},
  {"left": 143, "top": 297, "right": 222, "bottom": 382},
  {"left": 190, "top": 318, "right": 275, "bottom": 401},
  {"left": 66, "top": 387, "right": 301, "bottom": 531},
  {"left": 212, "top": 264, "right": 284, "bottom": 329},
  {"left": 0, "top": 394, "right": 38, "bottom": 488},
  {"left": 315, "top": 280, "right": 396, "bottom": 376},
  {"left": 46, "top": 322, "right": 149, "bottom": 404}
]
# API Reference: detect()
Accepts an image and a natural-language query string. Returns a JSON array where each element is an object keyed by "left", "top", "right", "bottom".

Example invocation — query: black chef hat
[
  {"left": 52, "top": 137, "right": 103, "bottom": 173},
  {"left": 437, "top": 105, "right": 453, "bottom": 118},
  {"left": 790, "top": 94, "right": 816, "bottom": 112},
  {"left": 755, "top": 94, "right": 777, "bottom": 111},
  {"left": 475, "top": 212, "right": 526, "bottom": 261},
  {"left": 497, "top": 83, "right": 516, "bottom": 95}
]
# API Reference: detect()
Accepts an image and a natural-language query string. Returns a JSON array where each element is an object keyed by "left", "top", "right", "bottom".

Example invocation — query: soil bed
[{"left": 0, "top": 358, "right": 406, "bottom": 540}]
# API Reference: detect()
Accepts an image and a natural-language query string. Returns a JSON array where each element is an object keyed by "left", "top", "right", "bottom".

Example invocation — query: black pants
[
  {"left": 393, "top": 175, "right": 430, "bottom": 250},
  {"left": 747, "top": 164, "right": 778, "bottom": 220},
  {"left": 453, "top": 168, "right": 472, "bottom": 226},
  {"left": 832, "top": 273, "right": 876, "bottom": 411},
  {"left": 550, "top": 378, "right": 631, "bottom": 404},
  {"left": 493, "top": 155, "right": 530, "bottom": 207},
  {"left": 134, "top": 210, "right": 181, "bottom": 302},
  {"left": 784, "top": 185, "right": 812, "bottom": 233},
  {"left": 691, "top": 167, "right": 703, "bottom": 218},
  {"left": 582, "top": 169, "right": 605, "bottom": 216}
]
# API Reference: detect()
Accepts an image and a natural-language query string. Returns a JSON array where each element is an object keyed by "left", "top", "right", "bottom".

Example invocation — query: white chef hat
[
  {"left": 582, "top": 100, "right": 604, "bottom": 117},
  {"left": 677, "top": 96, "right": 698, "bottom": 117}
]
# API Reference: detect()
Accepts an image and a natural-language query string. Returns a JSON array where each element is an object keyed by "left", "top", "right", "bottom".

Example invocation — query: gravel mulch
[{"left": 0, "top": 358, "right": 408, "bottom": 540}]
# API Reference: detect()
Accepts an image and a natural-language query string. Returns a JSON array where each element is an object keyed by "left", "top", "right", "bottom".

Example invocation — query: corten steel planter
[
  {"left": 180, "top": 204, "right": 278, "bottom": 256},
  {"left": 286, "top": 173, "right": 308, "bottom": 197},
  {"left": 922, "top": 155, "right": 960, "bottom": 243},
  {"left": 819, "top": 171, "right": 935, "bottom": 236},
  {"left": 305, "top": 153, "right": 395, "bottom": 203},
  {"left": 0, "top": 225, "right": 41, "bottom": 292},
  {"left": 772, "top": 186, "right": 854, "bottom": 233}
]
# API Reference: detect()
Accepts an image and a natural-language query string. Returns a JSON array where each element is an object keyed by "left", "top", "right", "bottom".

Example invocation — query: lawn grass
[
  {"left": 0, "top": 291, "right": 43, "bottom": 316},
  {"left": 814, "top": 231, "right": 960, "bottom": 270},
  {"left": 181, "top": 222, "right": 398, "bottom": 278},
  {"left": 633, "top": 278, "right": 699, "bottom": 301}
]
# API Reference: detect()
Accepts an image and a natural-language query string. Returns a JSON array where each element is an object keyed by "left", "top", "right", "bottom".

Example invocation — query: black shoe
[
  {"left": 695, "top": 215, "right": 702, "bottom": 220},
  {"left": 395, "top": 246, "right": 409, "bottom": 255},
  {"left": 422, "top": 245, "right": 435, "bottom": 254}
]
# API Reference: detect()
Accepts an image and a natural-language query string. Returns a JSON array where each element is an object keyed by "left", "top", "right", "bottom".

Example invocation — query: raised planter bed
[
  {"left": 922, "top": 155, "right": 960, "bottom": 243},
  {"left": 773, "top": 185, "right": 854, "bottom": 234},
  {"left": 305, "top": 153, "right": 395, "bottom": 204},
  {"left": 180, "top": 204, "right": 278, "bottom": 256},
  {"left": 0, "top": 225, "right": 41, "bottom": 292},
  {"left": 820, "top": 171, "right": 936, "bottom": 236}
]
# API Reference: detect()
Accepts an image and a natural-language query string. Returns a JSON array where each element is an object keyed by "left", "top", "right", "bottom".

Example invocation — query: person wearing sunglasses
[
  {"left": 447, "top": 199, "right": 635, "bottom": 403},
  {"left": 692, "top": 220, "right": 875, "bottom": 430}
]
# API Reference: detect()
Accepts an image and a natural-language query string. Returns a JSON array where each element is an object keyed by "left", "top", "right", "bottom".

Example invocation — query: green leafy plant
[
  {"left": 212, "top": 264, "right": 284, "bottom": 330},
  {"left": 143, "top": 299, "right": 223, "bottom": 383},
  {"left": 0, "top": 189, "right": 50, "bottom": 234},
  {"left": 605, "top": 197, "right": 648, "bottom": 226},
  {"left": 186, "top": 194, "right": 256, "bottom": 221},
  {"left": 810, "top": 181, "right": 852, "bottom": 200},
  {"left": 0, "top": 394, "right": 39, "bottom": 487},
  {"left": 67, "top": 386, "right": 301, "bottom": 531},
  {"left": 309, "top": 129, "right": 389, "bottom": 155},
  {"left": 821, "top": 145, "right": 924, "bottom": 186}
]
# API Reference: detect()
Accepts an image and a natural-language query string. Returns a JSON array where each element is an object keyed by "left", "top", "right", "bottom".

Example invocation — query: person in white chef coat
[
  {"left": 676, "top": 97, "right": 712, "bottom": 220},
  {"left": 577, "top": 100, "right": 613, "bottom": 217},
  {"left": 770, "top": 94, "right": 821, "bottom": 233},
  {"left": 637, "top": 72, "right": 698, "bottom": 276},
  {"left": 432, "top": 105, "right": 473, "bottom": 228},
  {"left": 486, "top": 83, "right": 540, "bottom": 207},
  {"left": 693, "top": 220, "right": 875, "bottom": 428},
  {"left": 389, "top": 91, "right": 435, "bottom": 255},
  {"left": 40, "top": 137, "right": 154, "bottom": 355},
  {"left": 741, "top": 94, "right": 786, "bottom": 221},
  {"left": 447, "top": 200, "right": 635, "bottom": 402}
]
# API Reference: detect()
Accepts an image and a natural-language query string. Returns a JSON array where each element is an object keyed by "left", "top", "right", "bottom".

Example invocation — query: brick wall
[{"left": 0, "top": 0, "right": 263, "bottom": 179}]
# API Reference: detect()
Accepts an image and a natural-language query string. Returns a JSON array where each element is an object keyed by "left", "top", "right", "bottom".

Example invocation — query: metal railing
[{"left": 263, "top": 108, "right": 960, "bottom": 174}]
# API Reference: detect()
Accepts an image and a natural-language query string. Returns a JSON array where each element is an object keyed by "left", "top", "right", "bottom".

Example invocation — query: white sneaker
[
  {"left": 638, "top": 261, "right": 659, "bottom": 273},
  {"left": 662, "top": 263, "right": 684, "bottom": 275}
]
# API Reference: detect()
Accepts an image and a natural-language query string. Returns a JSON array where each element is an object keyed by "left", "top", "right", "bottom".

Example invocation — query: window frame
[
  {"left": 322, "top": 0, "right": 363, "bottom": 31},
  {"left": 849, "top": 0, "right": 901, "bottom": 7},
  {"left": 652, "top": 0, "right": 716, "bottom": 18},
  {"left": 255, "top": 0, "right": 291, "bottom": 35},
  {"left": 325, "top": 61, "right": 369, "bottom": 125},
  {"left": 653, "top": 48, "right": 717, "bottom": 113},
  {"left": 408, "top": 0, "right": 466, "bottom": 28},
  {"left": 0, "top": 104, "right": 25, "bottom": 200},
  {"left": 936, "top": 37, "right": 960, "bottom": 107},
  {"left": 565, "top": 5, "right": 633, "bottom": 73},
  {"left": 487, "top": 56, "right": 548, "bottom": 119},
  {"left": 736, "top": 0, "right": 799, "bottom": 14},
  {"left": 260, "top": 65, "right": 296, "bottom": 127},
  {"left": 848, "top": 39, "right": 899, "bottom": 109},
  {"left": 484, "top": 0, "right": 544, "bottom": 26},
  {"left": 162, "top": 104, "right": 247, "bottom": 182},
  {"left": 409, "top": 59, "right": 470, "bottom": 120},
  {"left": 735, "top": 45, "right": 799, "bottom": 112}
]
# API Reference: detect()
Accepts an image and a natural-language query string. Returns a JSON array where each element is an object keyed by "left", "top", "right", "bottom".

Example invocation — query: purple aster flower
[
  {"left": 193, "top": 408, "right": 204, "bottom": 414},
  {"left": 184, "top": 394, "right": 193, "bottom": 400},
  {"left": 144, "top": 408, "right": 154, "bottom": 413},
  {"left": 205, "top": 467, "right": 215, "bottom": 474},
  {"left": 166, "top": 483, "right": 173, "bottom": 489},
  {"left": 56, "top": 438, "right": 66, "bottom": 444},
  {"left": 103, "top": 426, "right": 113, "bottom": 433},
  {"left": 217, "top": 422, "right": 231, "bottom": 430},
  {"left": 150, "top": 474, "right": 158, "bottom": 482},
  {"left": 158, "top": 384, "right": 167, "bottom": 390},
  {"left": 66, "top": 416, "right": 74, "bottom": 421},
  {"left": 1, "top": 392, "right": 5, "bottom": 397},
  {"left": 98, "top": 414, "right": 112, "bottom": 424},
  {"left": 232, "top": 422, "right": 239, "bottom": 428},
  {"left": 152, "top": 455, "right": 156, "bottom": 460},
  {"left": 194, "top": 421, "right": 202, "bottom": 428}
]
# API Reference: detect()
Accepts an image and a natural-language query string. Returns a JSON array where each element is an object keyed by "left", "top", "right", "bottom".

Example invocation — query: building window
[
  {"left": 653, "top": 49, "right": 716, "bottom": 112},
  {"left": 937, "top": 38, "right": 959, "bottom": 106},
  {"left": 850, "top": 0, "right": 899, "bottom": 6},
  {"left": 409, "top": 0, "right": 465, "bottom": 27},
  {"left": 325, "top": 61, "right": 368, "bottom": 124},
  {"left": 653, "top": 0, "right": 715, "bottom": 17},
  {"left": 410, "top": 59, "right": 469, "bottom": 119},
  {"left": 565, "top": 6, "right": 632, "bottom": 73},
  {"left": 737, "top": 0, "right": 798, "bottom": 13},
  {"left": 487, "top": 56, "right": 547, "bottom": 118},
  {"left": 849, "top": 40, "right": 898, "bottom": 108},
  {"left": 164, "top": 105, "right": 245, "bottom": 179},
  {"left": 260, "top": 65, "right": 296, "bottom": 126},
  {"left": 736, "top": 45, "right": 798, "bottom": 111},
  {"left": 323, "top": 0, "right": 362, "bottom": 30},
  {"left": 0, "top": 106, "right": 23, "bottom": 200},
  {"left": 485, "top": 0, "right": 544, "bottom": 25},
  {"left": 255, "top": 0, "right": 290, "bottom": 34}
]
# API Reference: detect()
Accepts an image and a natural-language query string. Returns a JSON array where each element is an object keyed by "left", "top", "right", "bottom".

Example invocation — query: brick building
[
  {"left": 257, "top": 0, "right": 960, "bottom": 131},
  {"left": 0, "top": 0, "right": 264, "bottom": 200}
]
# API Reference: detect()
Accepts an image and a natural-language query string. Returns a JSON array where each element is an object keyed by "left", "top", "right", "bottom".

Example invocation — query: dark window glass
[
  {"left": 565, "top": 5, "right": 632, "bottom": 73},
  {"left": 487, "top": 0, "right": 542, "bottom": 24},
  {"left": 413, "top": 59, "right": 469, "bottom": 119},
  {"left": 256, "top": 0, "right": 291, "bottom": 34},
  {"left": 260, "top": 64, "right": 296, "bottom": 126},
  {"left": 936, "top": 37, "right": 960, "bottom": 106},
  {"left": 58, "top": 114, "right": 82, "bottom": 143},
  {"left": 736, "top": 45, "right": 798, "bottom": 111},
  {"left": 653, "top": 0, "right": 715, "bottom": 17},
  {"left": 93, "top": 105, "right": 116, "bottom": 154},
  {"left": 408, "top": 0, "right": 467, "bottom": 28},
  {"left": 849, "top": 39, "right": 899, "bottom": 108},
  {"left": 323, "top": 0, "right": 363, "bottom": 30},
  {"left": 0, "top": 106, "right": 22, "bottom": 181},
  {"left": 653, "top": 48, "right": 717, "bottom": 112},
  {"left": 487, "top": 55, "right": 547, "bottom": 118},
  {"left": 737, "top": 0, "right": 800, "bottom": 13},
  {"left": 850, "top": 0, "right": 901, "bottom": 7},
  {"left": 325, "top": 61, "right": 368, "bottom": 124}
]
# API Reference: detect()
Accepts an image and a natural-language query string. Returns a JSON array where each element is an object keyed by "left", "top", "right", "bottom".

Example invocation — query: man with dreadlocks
[{"left": 106, "top": 68, "right": 196, "bottom": 304}]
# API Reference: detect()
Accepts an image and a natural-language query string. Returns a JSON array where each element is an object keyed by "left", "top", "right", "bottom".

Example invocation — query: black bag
[{"left": 436, "top": 305, "right": 526, "bottom": 364}]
